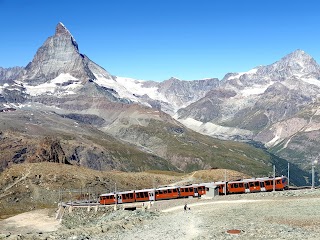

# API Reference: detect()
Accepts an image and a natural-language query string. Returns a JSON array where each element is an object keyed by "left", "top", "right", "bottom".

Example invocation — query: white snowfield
[{"left": 24, "top": 73, "right": 81, "bottom": 96}]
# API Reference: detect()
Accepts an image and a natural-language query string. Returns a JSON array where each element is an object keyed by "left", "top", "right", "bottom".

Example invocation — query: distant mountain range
[{"left": 0, "top": 22, "right": 317, "bottom": 186}]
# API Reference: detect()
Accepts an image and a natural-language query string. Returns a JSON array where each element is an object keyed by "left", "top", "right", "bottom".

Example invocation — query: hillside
[{"left": 0, "top": 162, "right": 250, "bottom": 217}]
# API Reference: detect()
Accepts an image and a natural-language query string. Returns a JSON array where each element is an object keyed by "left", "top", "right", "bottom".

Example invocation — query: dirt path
[
  {"left": 0, "top": 208, "right": 60, "bottom": 235},
  {"left": 162, "top": 199, "right": 271, "bottom": 212}
]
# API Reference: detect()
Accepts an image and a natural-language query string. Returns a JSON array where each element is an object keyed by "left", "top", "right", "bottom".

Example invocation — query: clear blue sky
[{"left": 1, "top": 0, "right": 320, "bottom": 81}]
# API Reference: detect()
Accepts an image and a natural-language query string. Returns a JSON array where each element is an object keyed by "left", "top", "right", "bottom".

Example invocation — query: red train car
[
  {"left": 155, "top": 186, "right": 179, "bottom": 200},
  {"left": 257, "top": 176, "right": 288, "bottom": 191},
  {"left": 195, "top": 184, "right": 206, "bottom": 196},
  {"left": 215, "top": 181, "right": 227, "bottom": 195},
  {"left": 99, "top": 192, "right": 116, "bottom": 205},
  {"left": 227, "top": 180, "right": 246, "bottom": 194},
  {"left": 179, "top": 185, "right": 195, "bottom": 198},
  {"left": 243, "top": 179, "right": 261, "bottom": 193},
  {"left": 135, "top": 189, "right": 155, "bottom": 202},
  {"left": 117, "top": 190, "right": 135, "bottom": 204}
]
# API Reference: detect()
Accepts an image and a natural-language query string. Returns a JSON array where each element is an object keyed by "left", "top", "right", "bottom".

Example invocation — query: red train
[
  {"left": 215, "top": 176, "right": 288, "bottom": 195},
  {"left": 99, "top": 176, "right": 288, "bottom": 205}
]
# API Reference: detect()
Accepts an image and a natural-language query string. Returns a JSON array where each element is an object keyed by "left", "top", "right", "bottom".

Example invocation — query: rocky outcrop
[{"left": 0, "top": 67, "right": 23, "bottom": 82}]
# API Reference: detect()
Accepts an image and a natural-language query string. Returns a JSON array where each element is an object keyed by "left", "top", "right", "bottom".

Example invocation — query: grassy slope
[{"left": 0, "top": 162, "right": 246, "bottom": 217}]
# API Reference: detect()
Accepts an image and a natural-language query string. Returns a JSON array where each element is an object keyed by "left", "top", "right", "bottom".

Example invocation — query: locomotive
[{"left": 99, "top": 176, "right": 288, "bottom": 205}]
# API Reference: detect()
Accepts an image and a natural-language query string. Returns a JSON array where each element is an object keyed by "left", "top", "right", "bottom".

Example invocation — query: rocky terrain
[
  {"left": 1, "top": 189, "right": 320, "bottom": 239},
  {"left": 0, "top": 23, "right": 303, "bottom": 183},
  {"left": 176, "top": 50, "right": 320, "bottom": 171}
]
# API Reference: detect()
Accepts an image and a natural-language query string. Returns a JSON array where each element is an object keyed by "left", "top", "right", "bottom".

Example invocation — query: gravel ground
[{"left": 1, "top": 189, "right": 320, "bottom": 240}]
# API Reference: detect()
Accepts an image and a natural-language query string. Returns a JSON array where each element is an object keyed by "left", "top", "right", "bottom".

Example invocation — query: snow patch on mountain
[
  {"left": 240, "top": 83, "right": 273, "bottom": 97},
  {"left": 93, "top": 75, "right": 171, "bottom": 107},
  {"left": 115, "top": 77, "right": 167, "bottom": 102},
  {"left": 178, "top": 117, "right": 252, "bottom": 140},
  {"left": 24, "top": 73, "right": 81, "bottom": 96},
  {"left": 227, "top": 67, "right": 259, "bottom": 80},
  {"left": 300, "top": 77, "right": 320, "bottom": 88},
  {"left": 0, "top": 83, "right": 10, "bottom": 94}
]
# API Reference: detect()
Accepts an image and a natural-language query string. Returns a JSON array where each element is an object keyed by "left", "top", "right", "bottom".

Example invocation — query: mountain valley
[{"left": 0, "top": 22, "right": 318, "bottom": 193}]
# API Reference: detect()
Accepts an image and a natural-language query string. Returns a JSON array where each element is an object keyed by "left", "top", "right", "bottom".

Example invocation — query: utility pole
[
  {"left": 311, "top": 160, "right": 317, "bottom": 189},
  {"left": 287, "top": 162, "right": 290, "bottom": 189},
  {"left": 224, "top": 169, "right": 227, "bottom": 196},
  {"left": 273, "top": 165, "right": 276, "bottom": 192}
]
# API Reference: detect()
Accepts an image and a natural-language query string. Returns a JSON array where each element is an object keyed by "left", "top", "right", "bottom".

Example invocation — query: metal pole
[
  {"left": 287, "top": 162, "right": 290, "bottom": 189},
  {"left": 312, "top": 162, "right": 315, "bottom": 189},
  {"left": 225, "top": 169, "right": 227, "bottom": 196},
  {"left": 273, "top": 165, "right": 276, "bottom": 192}
]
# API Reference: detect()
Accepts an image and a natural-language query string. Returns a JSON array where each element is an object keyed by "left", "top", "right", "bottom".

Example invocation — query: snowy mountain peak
[
  {"left": 251, "top": 49, "right": 320, "bottom": 81},
  {"left": 55, "top": 22, "right": 71, "bottom": 36},
  {"left": 280, "top": 49, "right": 314, "bottom": 65},
  {"left": 55, "top": 22, "right": 78, "bottom": 51}
]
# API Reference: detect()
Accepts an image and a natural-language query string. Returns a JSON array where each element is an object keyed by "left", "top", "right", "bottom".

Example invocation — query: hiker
[{"left": 184, "top": 204, "right": 191, "bottom": 211}]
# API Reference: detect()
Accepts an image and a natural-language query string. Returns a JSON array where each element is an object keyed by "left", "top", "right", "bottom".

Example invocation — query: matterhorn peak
[
  {"left": 55, "top": 22, "right": 72, "bottom": 36},
  {"left": 20, "top": 22, "right": 112, "bottom": 85}
]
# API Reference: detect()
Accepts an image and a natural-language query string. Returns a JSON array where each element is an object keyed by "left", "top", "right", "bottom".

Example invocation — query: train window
[
  {"left": 206, "top": 187, "right": 209, "bottom": 191},
  {"left": 260, "top": 182, "right": 264, "bottom": 187},
  {"left": 164, "top": 190, "right": 167, "bottom": 194},
  {"left": 156, "top": 191, "right": 159, "bottom": 194},
  {"left": 173, "top": 189, "right": 177, "bottom": 192},
  {"left": 185, "top": 188, "right": 189, "bottom": 192},
  {"left": 276, "top": 180, "right": 281, "bottom": 184},
  {"left": 239, "top": 183, "right": 243, "bottom": 187},
  {"left": 234, "top": 183, "right": 239, "bottom": 188},
  {"left": 189, "top": 187, "right": 193, "bottom": 192},
  {"left": 181, "top": 188, "right": 185, "bottom": 192},
  {"left": 144, "top": 192, "right": 148, "bottom": 198},
  {"left": 250, "top": 183, "right": 254, "bottom": 187},
  {"left": 255, "top": 182, "right": 259, "bottom": 186}
]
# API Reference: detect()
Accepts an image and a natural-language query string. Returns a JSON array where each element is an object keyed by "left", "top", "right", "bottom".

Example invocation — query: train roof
[
  {"left": 135, "top": 188, "right": 155, "bottom": 193},
  {"left": 213, "top": 181, "right": 226, "bottom": 185},
  {"left": 256, "top": 176, "right": 286, "bottom": 180},
  {"left": 100, "top": 192, "right": 116, "bottom": 197},
  {"left": 156, "top": 186, "right": 179, "bottom": 190},
  {"left": 118, "top": 190, "right": 135, "bottom": 194}
]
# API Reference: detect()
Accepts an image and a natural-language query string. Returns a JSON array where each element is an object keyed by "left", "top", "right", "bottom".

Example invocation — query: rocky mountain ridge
[
  {"left": 0, "top": 22, "right": 315, "bottom": 184},
  {"left": 177, "top": 50, "right": 320, "bottom": 170}
]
